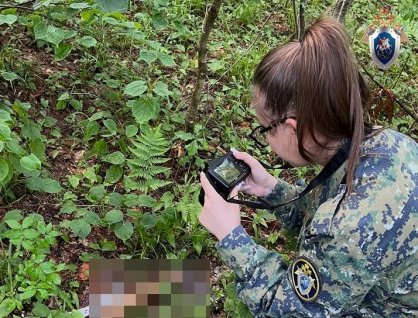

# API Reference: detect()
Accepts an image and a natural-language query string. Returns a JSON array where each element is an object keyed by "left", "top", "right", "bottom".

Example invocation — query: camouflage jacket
[{"left": 216, "top": 129, "right": 418, "bottom": 317}]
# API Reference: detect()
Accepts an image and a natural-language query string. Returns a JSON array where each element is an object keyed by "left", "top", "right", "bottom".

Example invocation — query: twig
[
  {"left": 0, "top": 5, "right": 32, "bottom": 10},
  {"left": 360, "top": 62, "right": 418, "bottom": 123},
  {"left": 292, "top": 0, "right": 299, "bottom": 40},
  {"left": 299, "top": 0, "right": 306, "bottom": 40},
  {"left": 391, "top": 54, "right": 410, "bottom": 89},
  {"left": 332, "top": 0, "right": 354, "bottom": 22}
]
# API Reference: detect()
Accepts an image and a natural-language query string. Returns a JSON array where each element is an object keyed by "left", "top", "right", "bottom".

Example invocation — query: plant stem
[
  {"left": 299, "top": 0, "right": 307, "bottom": 40},
  {"left": 185, "top": 0, "right": 224, "bottom": 132},
  {"left": 332, "top": 0, "right": 354, "bottom": 22}
]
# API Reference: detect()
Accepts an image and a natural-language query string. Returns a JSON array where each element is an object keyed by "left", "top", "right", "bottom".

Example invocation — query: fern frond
[
  {"left": 129, "top": 166, "right": 171, "bottom": 179},
  {"left": 127, "top": 126, "right": 172, "bottom": 193}
]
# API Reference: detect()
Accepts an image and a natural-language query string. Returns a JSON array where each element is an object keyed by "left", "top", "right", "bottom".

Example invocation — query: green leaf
[
  {"left": 0, "top": 110, "right": 11, "bottom": 122},
  {"left": 153, "top": 82, "right": 171, "bottom": 97},
  {"left": 69, "top": 98, "right": 83, "bottom": 111},
  {"left": 21, "top": 216, "right": 34, "bottom": 229},
  {"left": 19, "top": 288, "right": 36, "bottom": 301},
  {"left": 87, "top": 185, "right": 106, "bottom": 202},
  {"left": 137, "top": 194, "right": 157, "bottom": 207},
  {"left": 22, "top": 239, "right": 34, "bottom": 250},
  {"left": 5, "top": 219, "right": 21, "bottom": 229},
  {"left": 93, "top": 139, "right": 108, "bottom": 157},
  {"left": 34, "top": 21, "right": 48, "bottom": 41},
  {"left": 174, "top": 131, "right": 195, "bottom": 141},
  {"left": 69, "top": 2, "right": 91, "bottom": 9},
  {"left": 84, "top": 121, "right": 99, "bottom": 140},
  {"left": 34, "top": 21, "right": 76, "bottom": 47},
  {"left": 139, "top": 49, "right": 158, "bottom": 64},
  {"left": 114, "top": 221, "right": 133, "bottom": 241},
  {"left": 54, "top": 43, "right": 72, "bottom": 61},
  {"left": 1, "top": 71, "right": 19, "bottom": 81},
  {"left": 23, "top": 229, "right": 40, "bottom": 239},
  {"left": 83, "top": 211, "right": 101, "bottom": 226},
  {"left": 88, "top": 111, "right": 106, "bottom": 121},
  {"left": 79, "top": 35, "right": 97, "bottom": 48},
  {"left": 96, "top": 0, "right": 129, "bottom": 12},
  {"left": 128, "top": 96, "right": 160, "bottom": 124},
  {"left": 103, "top": 119, "right": 117, "bottom": 135},
  {"left": 104, "top": 165, "right": 123, "bottom": 184},
  {"left": 0, "top": 122, "right": 11, "bottom": 141},
  {"left": 68, "top": 175, "right": 80, "bottom": 188},
  {"left": 29, "top": 138, "right": 46, "bottom": 160},
  {"left": 20, "top": 154, "right": 41, "bottom": 171},
  {"left": 83, "top": 167, "right": 97, "bottom": 182},
  {"left": 124, "top": 80, "right": 147, "bottom": 97},
  {"left": 157, "top": 51, "right": 176, "bottom": 67},
  {"left": 152, "top": 12, "right": 168, "bottom": 30},
  {"left": 140, "top": 212, "right": 156, "bottom": 229},
  {"left": 33, "top": 302, "right": 51, "bottom": 317},
  {"left": 0, "top": 140, "right": 3, "bottom": 153},
  {"left": 105, "top": 209, "right": 123, "bottom": 224},
  {"left": 0, "top": 14, "right": 17, "bottom": 26},
  {"left": 0, "top": 299, "right": 16, "bottom": 317},
  {"left": 125, "top": 125, "right": 138, "bottom": 137},
  {"left": 6, "top": 140, "right": 26, "bottom": 156},
  {"left": 208, "top": 59, "right": 224, "bottom": 72},
  {"left": 4, "top": 210, "right": 23, "bottom": 222},
  {"left": 26, "top": 177, "right": 62, "bottom": 193},
  {"left": 69, "top": 220, "right": 91, "bottom": 238},
  {"left": 105, "top": 79, "right": 120, "bottom": 88},
  {"left": 102, "top": 151, "right": 125, "bottom": 165},
  {"left": 0, "top": 158, "right": 9, "bottom": 182}
]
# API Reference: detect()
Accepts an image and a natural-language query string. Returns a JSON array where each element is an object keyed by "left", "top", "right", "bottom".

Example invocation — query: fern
[
  {"left": 126, "top": 126, "right": 172, "bottom": 193},
  {"left": 176, "top": 185, "right": 201, "bottom": 226}
]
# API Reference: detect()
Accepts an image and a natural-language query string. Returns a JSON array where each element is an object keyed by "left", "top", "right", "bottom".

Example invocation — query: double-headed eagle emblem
[{"left": 364, "top": 8, "right": 408, "bottom": 70}]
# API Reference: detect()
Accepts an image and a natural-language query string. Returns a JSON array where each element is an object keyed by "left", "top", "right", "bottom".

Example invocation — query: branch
[
  {"left": 185, "top": 0, "right": 224, "bottom": 132},
  {"left": 360, "top": 62, "right": 418, "bottom": 123},
  {"left": 332, "top": 0, "right": 354, "bottom": 22},
  {"left": 299, "top": 0, "right": 307, "bottom": 40},
  {"left": 292, "top": 0, "right": 299, "bottom": 40}
]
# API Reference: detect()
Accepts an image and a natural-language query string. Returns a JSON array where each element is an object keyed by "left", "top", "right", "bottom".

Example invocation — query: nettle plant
[{"left": 0, "top": 211, "right": 81, "bottom": 317}]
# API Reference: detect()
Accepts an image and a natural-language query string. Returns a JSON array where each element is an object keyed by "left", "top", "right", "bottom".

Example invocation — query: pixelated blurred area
[{"left": 89, "top": 259, "right": 210, "bottom": 318}]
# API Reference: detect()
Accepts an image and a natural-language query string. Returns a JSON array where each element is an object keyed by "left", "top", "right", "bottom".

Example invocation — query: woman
[{"left": 199, "top": 17, "right": 418, "bottom": 317}]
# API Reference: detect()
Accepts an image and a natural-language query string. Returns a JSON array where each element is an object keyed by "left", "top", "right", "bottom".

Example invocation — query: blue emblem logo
[
  {"left": 291, "top": 257, "right": 321, "bottom": 302},
  {"left": 369, "top": 27, "right": 400, "bottom": 70}
]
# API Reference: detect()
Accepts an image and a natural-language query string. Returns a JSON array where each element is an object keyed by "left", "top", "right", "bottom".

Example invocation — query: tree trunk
[{"left": 185, "top": 0, "right": 224, "bottom": 132}]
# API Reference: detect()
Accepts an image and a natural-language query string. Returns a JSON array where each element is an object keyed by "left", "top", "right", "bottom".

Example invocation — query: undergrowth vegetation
[{"left": 0, "top": 0, "right": 416, "bottom": 317}]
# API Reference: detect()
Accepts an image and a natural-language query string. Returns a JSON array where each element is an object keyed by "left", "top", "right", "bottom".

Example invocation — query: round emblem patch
[{"left": 291, "top": 256, "right": 321, "bottom": 302}]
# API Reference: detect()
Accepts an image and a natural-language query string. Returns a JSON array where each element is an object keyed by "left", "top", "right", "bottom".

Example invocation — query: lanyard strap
[{"left": 226, "top": 140, "right": 351, "bottom": 209}]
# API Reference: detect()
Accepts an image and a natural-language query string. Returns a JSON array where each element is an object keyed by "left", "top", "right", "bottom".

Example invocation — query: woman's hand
[
  {"left": 199, "top": 172, "right": 241, "bottom": 241},
  {"left": 232, "top": 149, "right": 278, "bottom": 197}
]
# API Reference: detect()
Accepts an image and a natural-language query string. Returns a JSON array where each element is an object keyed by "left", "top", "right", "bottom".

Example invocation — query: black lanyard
[{"left": 226, "top": 140, "right": 351, "bottom": 210}]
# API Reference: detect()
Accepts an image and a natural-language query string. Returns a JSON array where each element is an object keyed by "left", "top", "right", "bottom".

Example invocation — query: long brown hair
[{"left": 253, "top": 16, "right": 370, "bottom": 193}]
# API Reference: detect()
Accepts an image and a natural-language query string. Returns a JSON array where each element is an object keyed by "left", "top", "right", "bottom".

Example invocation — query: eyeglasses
[{"left": 249, "top": 116, "right": 295, "bottom": 148}]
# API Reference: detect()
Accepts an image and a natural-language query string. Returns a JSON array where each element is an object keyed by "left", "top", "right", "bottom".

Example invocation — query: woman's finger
[
  {"left": 200, "top": 172, "right": 219, "bottom": 197},
  {"left": 231, "top": 150, "right": 262, "bottom": 169}
]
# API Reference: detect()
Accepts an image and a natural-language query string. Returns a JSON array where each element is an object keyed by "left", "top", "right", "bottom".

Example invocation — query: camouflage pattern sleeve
[
  {"left": 262, "top": 178, "right": 309, "bottom": 231},
  {"left": 216, "top": 130, "right": 418, "bottom": 317}
]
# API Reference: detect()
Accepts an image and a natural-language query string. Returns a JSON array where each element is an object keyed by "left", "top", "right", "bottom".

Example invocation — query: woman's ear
[{"left": 285, "top": 118, "right": 297, "bottom": 132}]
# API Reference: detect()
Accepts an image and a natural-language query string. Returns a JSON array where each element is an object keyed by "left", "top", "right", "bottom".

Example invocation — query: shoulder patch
[{"left": 291, "top": 256, "right": 321, "bottom": 302}]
